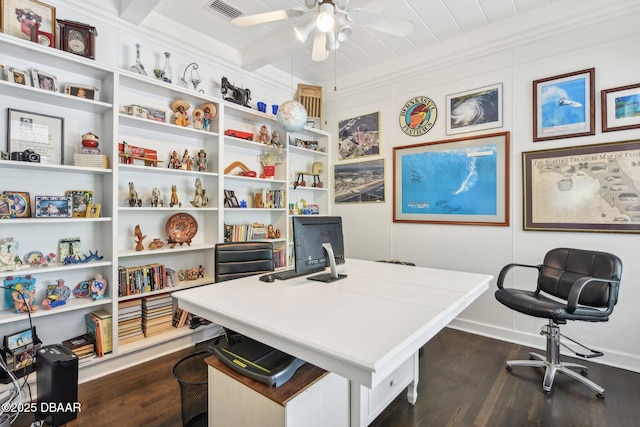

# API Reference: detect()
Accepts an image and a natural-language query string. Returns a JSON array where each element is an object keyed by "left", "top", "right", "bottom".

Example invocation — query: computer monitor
[{"left": 292, "top": 215, "right": 347, "bottom": 283}]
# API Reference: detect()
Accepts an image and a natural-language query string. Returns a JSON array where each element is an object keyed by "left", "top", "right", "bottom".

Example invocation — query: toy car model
[{"left": 224, "top": 129, "right": 254, "bottom": 141}]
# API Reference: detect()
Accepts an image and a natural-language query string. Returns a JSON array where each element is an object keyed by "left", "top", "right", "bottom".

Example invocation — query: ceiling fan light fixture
[
  {"left": 326, "top": 30, "right": 340, "bottom": 51},
  {"left": 294, "top": 19, "right": 316, "bottom": 42},
  {"left": 337, "top": 24, "right": 352, "bottom": 42},
  {"left": 316, "top": 3, "right": 335, "bottom": 32}
]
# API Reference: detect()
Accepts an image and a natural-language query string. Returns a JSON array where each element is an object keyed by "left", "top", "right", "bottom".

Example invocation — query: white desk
[{"left": 173, "top": 259, "right": 492, "bottom": 426}]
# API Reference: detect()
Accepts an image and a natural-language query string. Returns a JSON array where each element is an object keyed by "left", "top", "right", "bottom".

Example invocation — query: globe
[{"left": 276, "top": 100, "right": 308, "bottom": 132}]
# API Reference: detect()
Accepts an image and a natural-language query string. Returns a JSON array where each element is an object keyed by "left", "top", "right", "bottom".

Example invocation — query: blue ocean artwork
[
  {"left": 541, "top": 77, "right": 586, "bottom": 131},
  {"left": 401, "top": 145, "right": 497, "bottom": 215}
]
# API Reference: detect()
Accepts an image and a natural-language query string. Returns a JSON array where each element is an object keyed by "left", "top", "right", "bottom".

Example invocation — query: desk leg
[
  {"left": 350, "top": 381, "right": 367, "bottom": 427},
  {"left": 407, "top": 351, "right": 419, "bottom": 405}
]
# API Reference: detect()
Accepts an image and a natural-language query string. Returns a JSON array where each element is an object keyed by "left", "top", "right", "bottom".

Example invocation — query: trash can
[{"left": 172, "top": 350, "right": 209, "bottom": 427}]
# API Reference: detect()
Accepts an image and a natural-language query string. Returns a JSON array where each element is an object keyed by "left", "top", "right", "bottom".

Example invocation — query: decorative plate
[
  {"left": 23, "top": 250, "right": 44, "bottom": 265},
  {"left": 399, "top": 96, "right": 437, "bottom": 136},
  {"left": 73, "top": 280, "right": 91, "bottom": 298},
  {"left": 165, "top": 212, "right": 197, "bottom": 248}
]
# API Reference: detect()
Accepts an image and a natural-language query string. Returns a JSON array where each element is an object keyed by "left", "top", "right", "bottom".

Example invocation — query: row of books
[
  {"left": 118, "top": 299, "right": 144, "bottom": 345},
  {"left": 273, "top": 248, "right": 286, "bottom": 269},
  {"left": 257, "top": 189, "right": 286, "bottom": 209},
  {"left": 118, "top": 263, "right": 167, "bottom": 296},
  {"left": 62, "top": 334, "right": 97, "bottom": 365},
  {"left": 224, "top": 224, "right": 282, "bottom": 242},
  {"left": 142, "top": 294, "right": 173, "bottom": 337}
]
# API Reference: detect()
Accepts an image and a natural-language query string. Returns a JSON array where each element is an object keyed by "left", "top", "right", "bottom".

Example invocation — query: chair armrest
[
  {"left": 496, "top": 263, "right": 542, "bottom": 289},
  {"left": 567, "top": 276, "right": 621, "bottom": 314}
]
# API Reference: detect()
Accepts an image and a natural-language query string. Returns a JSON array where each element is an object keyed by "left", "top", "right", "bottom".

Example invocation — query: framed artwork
[
  {"left": 393, "top": 131, "right": 510, "bottom": 226},
  {"left": 3, "top": 191, "right": 30, "bottom": 218},
  {"left": 3, "top": 275, "right": 36, "bottom": 310},
  {"left": 399, "top": 96, "right": 437, "bottom": 137},
  {"left": 601, "top": 83, "right": 640, "bottom": 132},
  {"left": 86, "top": 203, "right": 101, "bottom": 218},
  {"left": 7, "top": 67, "right": 31, "bottom": 86},
  {"left": 523, "top": 139, "right": 640, "bottom": 233},
  {"left": 446, "top": 83, "right": 503, "bottom": 135},
  {"left": 1, "top": 0, "right": 56, "bottom": 42},
  {"left": 7, "top": 108, "right": 64, "bottom": 165},
  {"left": 533, "top": 68, "right": 595, "bottom": 141},
  {"left": 64, "top": 83, "right": 99, "bottom": 101},
  {"left": 66, "top": 190, "right": 92, "bottom": 217},
  {"left": 0, "top": 194, "right": 15, "bottom": 219},
  {"left": 338, "top": 112, "right": 380, "bottom": 159},
  {"left": 223, "top": 190, "right": 239, "bottom": 208},
  {"left": 31, "top": 68, "right": 58, "bottom": 92},
  {"left": 34, "top": 195, "right": 71, "bottom": 218},
  {"left": 59, "top": 237, "right": 80, "bottom": 261},
  {"left": 334, "top": 159, "right": 385, "bottom": 203}
]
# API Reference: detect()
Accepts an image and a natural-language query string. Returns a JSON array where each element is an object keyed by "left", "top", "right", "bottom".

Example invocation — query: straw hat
[
  {"left": 201, "top": 103, "right": 217, "bottom": 119},
  {"left": 170, "top": 99, "right": 190, "bottom": 112}
]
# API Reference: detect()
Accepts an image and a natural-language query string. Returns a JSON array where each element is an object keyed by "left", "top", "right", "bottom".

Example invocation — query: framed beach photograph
[
  {"left": 31, "top": 68, "right": 58, "bottom": 92},
  {"left": 3, "top": 191, "right": 31, "bottom": 218},
  {"left": 85, "top": 203, "right": 101, "bottom": 218},
  {"left": 446, "top": 83, "right": 503, "bottom": 135},
  {"left": 34, "top": 195, "right": 72, "bottom": 218},
  {"left": 601, "top": 83, "right": 640, "bottom": 132},
  {"left": 533, "top": 68, "right": 595, "bottom": 141},
  {"left": 337, "top": 112, "right": 380, "bottom": 160},
  {"left": 334, "top": 159, "right": 385, "bottom": 203},
  {"left": 7, "top": 67, "right": 31, "bottom": 86},
  {"left": 523, "top": 139, "right": 640, "bottom": 233},
  {"left": 65, "top": 83, "right": 99, "bottom": 101},
  {"left": 66, "top": 190, "right": 92, "bottom": 217},
  {"left": 2, "top": 0, "right": 56, "bottom": 41},
  {"left": 393, "top": 131, "right": 510, "bottom": 226},
  {"left": 7, "top": 108, "right": 64, "bottom": 164}
]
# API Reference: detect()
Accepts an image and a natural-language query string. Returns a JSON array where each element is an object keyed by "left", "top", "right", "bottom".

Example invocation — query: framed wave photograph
[
  {"left": 601, "top": 83, "right": 640, "bottom": 132},
  {"left": 533, "top": 68, "right": 595, "bottom": 142},
  {"left": 393, "top": 132, "right": 510, "bottom": 226},
  {"left": 446, "top": 83, "right": 502, "bottom": 135}
]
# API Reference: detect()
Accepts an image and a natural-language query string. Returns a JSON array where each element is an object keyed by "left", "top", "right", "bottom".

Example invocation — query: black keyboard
[{"left": 272, "top": 268, "right": 324, "bottom": 280}]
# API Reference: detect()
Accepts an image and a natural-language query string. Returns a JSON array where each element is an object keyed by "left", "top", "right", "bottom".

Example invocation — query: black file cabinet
[{"left": 36, "top": 344, "right": 79, "bottom": 426}]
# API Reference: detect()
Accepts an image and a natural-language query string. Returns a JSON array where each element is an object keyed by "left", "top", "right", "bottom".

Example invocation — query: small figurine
[
  {"left": 197, "top": 265, "right": 205, "bottom": 278},
  {"left": 168, "top": 150, "right": 179, "bottom": 169},
  {"left": 91, "top": 273, "right": 107, "bottom": 300},
  {"left": 190, "top": 178, "right": 209, "bottom": 207},
  {"left": 181, "top": 149, "right": 193, "bottom": 170},
  {"left": 81, "top": 132, "right": 100, "bottom": 152},
  {"left": 275, "top": 229, "right": 281, "bottom": 239},
  {"left": 271, "top": 130, "right": 281, "bottom": 147},
  {"left": 42, "top": 279, "right": 71, "bottom": 309},
  {"left": 201, "top": 103, "right": 216, "bottom": 131},
  {"left": 171, "top": 99, "right": 191, "bottom": 127},
  {"left": 170, "top": 185, "right": 179, "bottom": 207},
  {"left": 192, "top": 108, "right": 204, "bottom": 130},
  {"left": 134, "top": 224, "right": 146, "bottom": 251},
  {"left": 12, "top": 284, "right": 38, "bottom": 313},
  {"left": 128, "top": 182, "right": 139, "bottom": 207},
  {"left": 257, "top": 125, "right": 271, "bottom": 144},
  {"left": 151, "top": 187, "right": 160, "bottom": 207},
  {"left": 149, "top": 238, "right": 165, "bottom": 250},
  {"left": 267, "top": 224, "right": 276, "bottom": 239},
  {"left": 196, "top": 149, "right": 207, "bottom": 172}
]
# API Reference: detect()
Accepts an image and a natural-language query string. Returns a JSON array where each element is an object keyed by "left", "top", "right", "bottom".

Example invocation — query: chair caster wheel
[
  {"left": 580, "top": 368, "right": 588, "bottom": 376},
  {"left": 543, "top": 390, "right": 551, "bottom": 396},
  {"left": 596, "top": 393, "right": 605, "bottom": 399},
  {"left": 505, "top": 365, "right": 512, "bottom": 372}
]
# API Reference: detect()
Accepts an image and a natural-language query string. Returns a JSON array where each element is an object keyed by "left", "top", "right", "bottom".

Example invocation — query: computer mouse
[{"left": 259, "top": 274, "right": 275, "bottom": 283}]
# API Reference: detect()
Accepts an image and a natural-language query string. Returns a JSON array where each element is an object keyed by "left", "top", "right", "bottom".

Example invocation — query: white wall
[{"left": 325, "top": 1, "right": 640, "bottom": 372}]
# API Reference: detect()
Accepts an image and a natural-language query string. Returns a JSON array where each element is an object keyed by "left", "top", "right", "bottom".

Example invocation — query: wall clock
[
  {"left": 57, "top": 20, "right": 96, "bottom": 60},
  {"left": 399, "top": 96, "right": 437, "bottom": 136}
]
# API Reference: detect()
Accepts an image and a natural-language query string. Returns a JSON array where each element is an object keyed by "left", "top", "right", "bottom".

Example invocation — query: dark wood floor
[{"left": 15, "top": 328, "right": 640, "bottom": 426}]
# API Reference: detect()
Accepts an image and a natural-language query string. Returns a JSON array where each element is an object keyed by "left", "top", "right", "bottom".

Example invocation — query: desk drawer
[{"left": 368, "top": 357, "right": 413, "bottom": 420}]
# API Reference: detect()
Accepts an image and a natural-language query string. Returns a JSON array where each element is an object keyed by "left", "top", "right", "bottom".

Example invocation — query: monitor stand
[{"left": 307, "top": 242, "right": 347, "bottom": 283}]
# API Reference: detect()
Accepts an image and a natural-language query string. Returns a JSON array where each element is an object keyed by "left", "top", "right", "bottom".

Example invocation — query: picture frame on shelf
[
  {"left": 334, "top": 159, "right": 385, "bottom": 203},
  {"left": 1, "top": 0, "right": 56, "bottom": 42},
  {"left": 601, "top": 83, "right": 640, "bottom": 132},
  {"left": 66, "top": 190, "right": 92, "bottom": 217},
  {"left": 7, "top": 67, "right": 31, "bottom": 86},
  {"left": 337, "top": 112, "right": 380, "bottom": 160},
  {"left": 3, "top": 274, "right": 37, "bottom": 310},
  {"left": 58, "top": 237, "right": 80, "bottom": 261},
  {"left": 64, "top": 83, "right": 99, "bottom": 101},
  {"left": 3, "top": 191, "right": 30, "bottom": 218},
  {"left": 393, "top": 131, "right": 510, "bottom": 226},
  {"left": 7, "top": 108, "right": 64, "bottom": 165},
  {"left": 85, "top": 203, "right": 101, "bottom": 218},
  {"left": 0, "top": 194, "right": 16, "bottom": 219},
  {"left": 34, "top": 195, "right": 72, "bottom": 218},
  {"left": 223, "top": 190, "right": 240, "bottom": 208},
  {"left": 533, "top": 68, "right": 595, "bottom": 142},
  {"left": 31, "top": 68, "right": 58, "bottom": 92},
  {"left": 446, "top": 83, "right": 503, "bottom": 135},
  {"left": 523, "top": 139, "right": 640, "bottom": 233}
]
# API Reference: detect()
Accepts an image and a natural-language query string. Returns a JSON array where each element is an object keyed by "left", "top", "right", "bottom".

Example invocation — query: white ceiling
[{"left": 120, "top": 0, "right": 565, "bottom": 85}]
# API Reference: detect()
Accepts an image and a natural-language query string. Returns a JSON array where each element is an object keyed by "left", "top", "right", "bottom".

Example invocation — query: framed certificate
[{"left": 7, "top": 108, "right": 64, "bottom": 165}]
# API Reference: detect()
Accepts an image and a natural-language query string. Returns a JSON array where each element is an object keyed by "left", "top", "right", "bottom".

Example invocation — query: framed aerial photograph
[
  {"left": 334, "top": 159, "right": 385, "bottom": 203},
  {"left": 31, "top": 68, "right": 58, "bottom": 92},
  {"left": 34, "top": 195, "right": 72, "bottom": 218},
  {"left": 2, "top": 0, "right": 56, "bottom": 42},
  {"left": 601, "top": 83, "right": 640, "bottom": 132},
  {"left": 337, "top": 111, "right": 380, "bottom": 160},
  {"left": 523, "top": 139, "right": 640, "bottom": 233},
  {"left": 446, "top": 83, "right": 503, "bottom": 135},
  {"left": 533, "top": 68, "right": 595, "bottom": 141},
  {"left": 7, "top": 108, "right": 64, "bottom": 165},
  {"left": 64, "top": 83, "right": 99, "bottom": 101},
  {"left": 393, "top": 132, "right": 510, "bottom": 226},
  {"left": 3, "top": 191, "right": 31, "bottom": 218}
]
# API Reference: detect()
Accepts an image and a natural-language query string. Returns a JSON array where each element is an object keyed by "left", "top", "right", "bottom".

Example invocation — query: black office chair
[
  {"left": 214, "top": 241, "right": 274, "bottom": 343},
  {"left": 495, "top": 247, "right": 622, "bottom": 398}
]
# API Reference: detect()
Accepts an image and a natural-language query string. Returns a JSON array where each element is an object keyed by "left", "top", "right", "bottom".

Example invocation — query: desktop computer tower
[{"left": 36, "top": 344, "right": 79, "bottom": 426}]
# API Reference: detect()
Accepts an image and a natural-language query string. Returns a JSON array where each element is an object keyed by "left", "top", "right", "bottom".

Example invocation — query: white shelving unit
[{"left": 0, "top": 33, "right": 331, "bottom": 380}]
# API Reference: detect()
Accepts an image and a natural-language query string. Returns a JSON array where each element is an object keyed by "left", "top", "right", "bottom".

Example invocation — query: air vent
[{"left": 209, "top": 0, "right": 244, "bottom": 20}]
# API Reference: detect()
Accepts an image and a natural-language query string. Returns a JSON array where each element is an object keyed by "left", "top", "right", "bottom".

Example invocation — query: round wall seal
[{"left": 399, "top": 96, "right": 437, "bottom": 136}]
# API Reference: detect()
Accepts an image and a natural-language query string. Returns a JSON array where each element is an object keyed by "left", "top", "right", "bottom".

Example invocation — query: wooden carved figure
[
  {"left": 128, "top": 182, "right": 139, "bottom": 207},
  {"left": 170, "top": 185, "right": 179, "bottom": 207},
  {"left": 134, "top": 224, "right": 146, "bottom": 251}
]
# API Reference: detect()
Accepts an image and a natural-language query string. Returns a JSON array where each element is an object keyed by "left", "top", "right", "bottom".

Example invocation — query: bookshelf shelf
[{"left": 0, "top": 297, "right": 113, "bottom": 325}]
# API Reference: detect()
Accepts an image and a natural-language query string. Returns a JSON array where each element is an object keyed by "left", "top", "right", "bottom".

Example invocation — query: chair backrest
[
  {"left": 214, "top": 242, "right": 274, "bottom": 283},
  {"left": 538, "top": 248, "right": 622, "bottom": 308}
]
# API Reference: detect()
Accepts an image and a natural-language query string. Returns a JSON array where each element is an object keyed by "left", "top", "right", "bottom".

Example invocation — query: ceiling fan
[{"left": 231, "top": 0, "right": 414, "bottom": 62}]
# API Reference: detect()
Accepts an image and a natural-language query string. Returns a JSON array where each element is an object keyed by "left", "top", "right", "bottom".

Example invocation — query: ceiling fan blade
[
  {"left": 312, "top": 30, "right": 329, "bottom": 62},
  {"left": 348, "top": 8, "right": 414, "bottom": 36},
  {"left": 231, "top": 8, "right": 306, "bottom": 26}
]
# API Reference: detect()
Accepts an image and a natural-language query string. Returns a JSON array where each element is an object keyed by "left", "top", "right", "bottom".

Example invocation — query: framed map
[
  {"left": 393, "top": 132, "right": 510, "bottom": 225},
  {"left": 523, "top": 139, "right": 640, "bottom": 233}
]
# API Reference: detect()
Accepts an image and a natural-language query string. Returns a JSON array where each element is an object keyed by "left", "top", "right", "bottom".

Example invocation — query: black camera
[{"left": 11, "top": 149, "right": 41, "bottom": 163}]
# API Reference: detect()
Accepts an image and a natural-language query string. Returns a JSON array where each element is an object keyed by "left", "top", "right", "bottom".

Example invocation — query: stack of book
[
  {"left": 62, "top": 334, "right": 96, "bottom": 365},
  {"left": 85, "top": 310, "right": 112, "bottom": 357},
  {"left": 73, "top": 153, "right": 109, "bottom": 168},
  {"left": 142, "top": 294, "right": 173, "bottom": 337},
  {"left": 172, "top": 308, "right": 190, "bottom": 329},
  {"left": 118, "top": 299, "right": 144, "bottom": 345}
]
